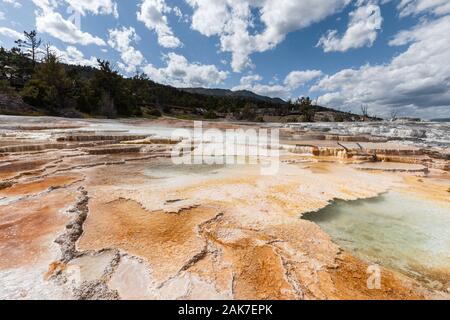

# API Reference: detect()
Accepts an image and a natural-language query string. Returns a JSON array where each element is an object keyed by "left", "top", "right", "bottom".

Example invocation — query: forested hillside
[{"left": 0, "top": 31, "right": 371, "bottom": 122}]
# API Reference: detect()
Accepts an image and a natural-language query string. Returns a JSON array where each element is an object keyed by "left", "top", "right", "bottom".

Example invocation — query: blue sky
[{"left": 1, "top": 0, "right": 450, "bottom": 119}]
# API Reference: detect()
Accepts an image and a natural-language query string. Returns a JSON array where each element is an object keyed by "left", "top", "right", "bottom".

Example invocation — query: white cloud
[
  {"left": 388, "top": 16, "right": 438, "bottom": 46},
  {"left": 186, "top": 0, "right": 351, "bottom": 72},
  {"left": 32, "top": 0, "right": 118, "bottom": 16},
  {"left": 172, "top": 6, "right": 189, "bottom": 23},
  {"left": 317, "top": 2, "right": 383, "bottom": 52},
  {"left": 398, "top": 0, "right": 450, "bottom": 17},
  {"left": 143, "top": 53, "right": 227, "bottom": 87},
  {"left": 2, "top": 0, "right": 22, "bottom": 8},
  {"left": 49, "top": 45, "right": 99, "bottom": 68},
  {"left": 239, "top": 74, "right": 263, "bottom": 85},
  {"left": 32, "top": 0, "right": 107, "bottom": 46},
  {"left": 312, "top": 15, "right": 450, "bottom": 118},
  {"left": 284, "top": 70, "right": 323, "bottom": 89},
  {"left": 0, "top": 26, "right": 24, "bottom": 40},
  {"left": 32, "top": 0, "right": 59, "bottom": 11},
  {"left": 35, "top": 10, "right": 106, "bottom": 46},
  {"left": 137, "top": 0, "right": 182, "bottom": 48},
  {"left": 0, "top": 11, "right": 5, "bottom": 20},
  {"left": 64, "top": 0, "right": 119, "bottom": 18},
  {"left": 108, "top": 27, "right": 145, "bottom": 73},
  {"left": 232, "top": 74, "right": 287, "bottom": 99},
  {"left": 232, "top": 69, "right": 324, "bottom": 99}
]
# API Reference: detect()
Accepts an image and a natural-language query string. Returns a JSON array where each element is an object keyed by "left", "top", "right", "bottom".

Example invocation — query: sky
[{"left": 0, "top": 0, "right": 450, "bottom": 119}]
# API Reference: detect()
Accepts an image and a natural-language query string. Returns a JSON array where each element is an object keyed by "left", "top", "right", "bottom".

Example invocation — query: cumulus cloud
[
  {"left": 31, "top": 0, "right": 57, "bottom": 11},
  {"left": 186, "top": 0, "right": 351, "bottom": 72},
  {"left": 64, "top": 0, "right": 119, "bottom": 18},
  {"left": 35, "top": 10, "right": 106, "bottom": 46},
  {"left": 312, "top": 15, "right": 450, "bottom": 118},
  {"left": 239, "top": 74, "right": 263, "bottom": 85},
  {"left": 284, "top": 70, "right": 323, "bottom": 89},
  {"left": 317, "top": 2, "right": 383, "bottom": 52},
  {"left": 137, "top": 0, "right": 182, "bottom": 48},
  {"left": 108, "top": 27, "right": 145, "bottom": 73},
  {"left": 49, "top": 45, "right": 99, "bottom": 68},
  {"left": 32, "top": 0, "right": 118, "bottom": 17},
  {"left": 143, "top": 53, "right": 227, "bottom": 87},
  {"left": 32, "top": 0, "right": 107, "bottom": 46}
]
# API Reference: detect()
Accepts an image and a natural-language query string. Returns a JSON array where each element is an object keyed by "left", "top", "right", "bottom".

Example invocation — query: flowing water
[{"left": 303, "top": 192, "right": 450, "bottom": 289}]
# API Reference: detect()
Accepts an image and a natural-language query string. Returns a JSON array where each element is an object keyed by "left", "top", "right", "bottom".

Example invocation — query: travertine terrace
[{"left": 0, "top": 116, "right": 449, "bottom": 300}]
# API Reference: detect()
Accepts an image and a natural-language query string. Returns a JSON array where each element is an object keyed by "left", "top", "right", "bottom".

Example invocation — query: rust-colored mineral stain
[
  {"left": 0, "top": 117, "right": 447, "bottom": 300},
  {"left": 200, "top": 226, "right": 298, "bottom": 300},
  {"left": 188, "top": 253, "right": 234, "bottom": 295},
  {"left": 0, "top": 190, "right": 76, "bottom": 270},
  {"left": 229, "top": 245, "right": 296, "bottom": 300},
  {"left": 45, "top": 261, "right": 67, "bottom": 280},
  {"left": 0, "top": 174, "right": 83, "bottom": 197},
  {"left": 327, "top": 253, "right": 426, "bottom": 300},
  {"left": 78, "top": 198, "right": 219, "bottom": 283},
  {"left": 0, "top": 159, "right": 51, "bottom": 179}
]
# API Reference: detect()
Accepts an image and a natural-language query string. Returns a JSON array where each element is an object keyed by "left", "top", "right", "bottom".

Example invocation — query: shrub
[
  {"left": 147, "top": 108, "right": 162, "bottom": 117},
  {"left": 0, "top": 80, "right": 17, "bottom": 95},
  {"left": 204, "top": 109, "right": 218, "bottom": 119}
]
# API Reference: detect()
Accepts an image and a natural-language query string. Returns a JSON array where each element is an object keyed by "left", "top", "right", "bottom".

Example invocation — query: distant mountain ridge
[{"left": 180, "top": 87, "right": 286, "bottom": 105}]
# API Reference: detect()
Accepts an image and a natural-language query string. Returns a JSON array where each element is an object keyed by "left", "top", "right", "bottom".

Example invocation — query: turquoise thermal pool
[{"left": 303, "top": 192, "right": 450, "bottom": 288}]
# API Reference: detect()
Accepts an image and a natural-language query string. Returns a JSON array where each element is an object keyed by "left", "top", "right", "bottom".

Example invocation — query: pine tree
[
  {"left": 21, "top": 51, "right": 72, "bottom": 112},
  {"left": 15, "top": 31, "right": 42, "bottom": 68}
]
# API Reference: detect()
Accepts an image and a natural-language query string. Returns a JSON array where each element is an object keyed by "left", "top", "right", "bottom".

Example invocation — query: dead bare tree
[
  {"left": 360, "top": 104, "right": 369, "bottom": 118},
  {"left": 390, "top": 108, "right": 398, "bottom": 121}
]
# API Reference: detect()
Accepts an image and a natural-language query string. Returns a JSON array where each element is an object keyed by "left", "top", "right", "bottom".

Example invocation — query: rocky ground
[{"left": 0, "top": 116, "right": 449, "bottom": 300}]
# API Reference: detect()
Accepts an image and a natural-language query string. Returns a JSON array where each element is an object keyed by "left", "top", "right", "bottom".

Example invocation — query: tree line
[
  {"left": 0, "top": 31, "right": 293, "bottom": 119},
  {"left": 0, "top": 30, "right": 362, "bottom": 122}
]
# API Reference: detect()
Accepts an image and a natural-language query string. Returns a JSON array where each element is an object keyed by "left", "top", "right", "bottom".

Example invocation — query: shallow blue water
[{"left": 303, "top": 192, "right": 450, "bottom": 287}]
